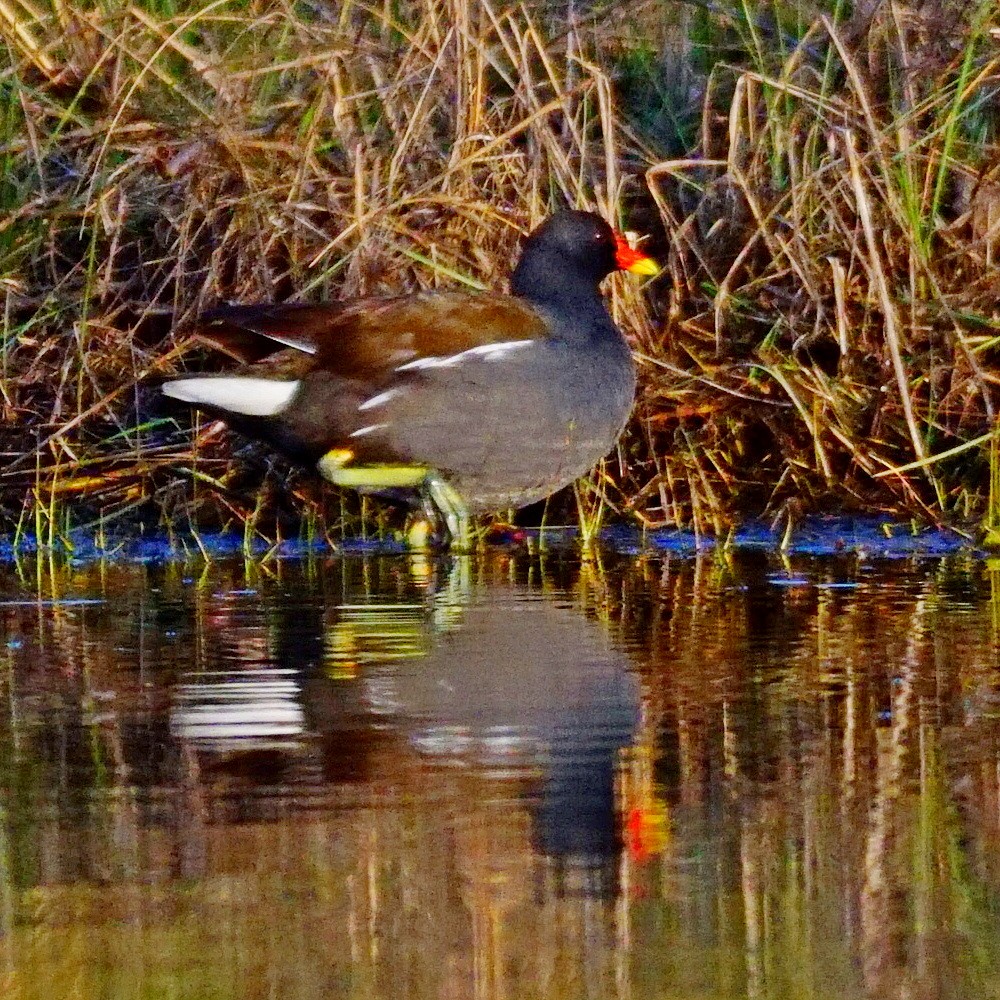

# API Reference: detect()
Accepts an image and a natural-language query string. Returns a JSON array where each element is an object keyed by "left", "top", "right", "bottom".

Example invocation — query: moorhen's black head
[{"left": 510, "top": 210, "right": 652, "bottom": 305}]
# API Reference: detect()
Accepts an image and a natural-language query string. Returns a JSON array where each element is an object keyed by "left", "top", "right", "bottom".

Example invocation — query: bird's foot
[{"left": 421, "top": 474, "right": 471, "bottom": 552}]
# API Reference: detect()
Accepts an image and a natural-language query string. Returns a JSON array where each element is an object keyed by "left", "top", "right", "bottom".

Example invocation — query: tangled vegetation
[{"left": 2, "top": 0, "right": 1000, "bottom": 547}]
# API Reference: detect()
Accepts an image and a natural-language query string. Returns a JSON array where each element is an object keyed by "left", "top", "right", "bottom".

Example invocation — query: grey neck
[{"left": 511, "top": 256, "right": 616, "bottom": 344}]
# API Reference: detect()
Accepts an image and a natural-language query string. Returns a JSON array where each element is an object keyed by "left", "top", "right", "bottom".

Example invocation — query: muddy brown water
[{"left": 2, "top": 550, "right": 1000, "bottom": 999}]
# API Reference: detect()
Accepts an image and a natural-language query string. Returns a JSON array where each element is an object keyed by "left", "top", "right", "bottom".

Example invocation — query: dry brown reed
[
  {"left": 2, "top": 1, "right": 1000, "bottom": 546},
  {"left": 1, "top": 0, "right": 658, "bottom": 546},
  {"left": 637, "top": 2, "right": 1000, "bottom": 536}
]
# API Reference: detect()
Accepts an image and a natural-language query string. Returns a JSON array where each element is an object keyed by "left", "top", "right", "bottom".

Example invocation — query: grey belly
[{"left": 386, "top": 347, "right": 636, "bottom": 512}]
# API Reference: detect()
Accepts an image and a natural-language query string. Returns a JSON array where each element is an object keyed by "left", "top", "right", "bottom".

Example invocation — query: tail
[{"left": 162, "top": 377, "right": 301, "bottom": 417}]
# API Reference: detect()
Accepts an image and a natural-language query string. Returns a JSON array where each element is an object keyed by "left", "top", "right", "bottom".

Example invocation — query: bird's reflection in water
[{"left": 170, "top": 555, "right": 641, "bottom": 897}]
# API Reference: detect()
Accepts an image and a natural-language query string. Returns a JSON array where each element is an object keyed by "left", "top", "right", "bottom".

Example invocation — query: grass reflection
[{"left": 0, "top": 552, "right": 999, "bottom": 998}]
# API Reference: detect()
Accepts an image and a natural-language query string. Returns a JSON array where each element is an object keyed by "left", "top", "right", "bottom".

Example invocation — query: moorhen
[{"left": 163, "top": 210, "right": 657, "bottom": 547}]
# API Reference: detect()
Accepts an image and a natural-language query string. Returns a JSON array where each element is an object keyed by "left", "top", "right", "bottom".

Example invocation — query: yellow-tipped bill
[{"left": 613, "top": 232, "right": 659, "bottom": 276}]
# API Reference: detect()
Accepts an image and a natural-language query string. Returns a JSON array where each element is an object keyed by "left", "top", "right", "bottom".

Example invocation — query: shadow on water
[{"left": 2, "top": 550, "right": 1000, "bottom": 998}]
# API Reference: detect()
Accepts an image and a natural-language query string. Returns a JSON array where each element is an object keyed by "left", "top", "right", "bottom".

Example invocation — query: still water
[{"left": 1, "top": 549, "right": 1000, "bottom": 999}]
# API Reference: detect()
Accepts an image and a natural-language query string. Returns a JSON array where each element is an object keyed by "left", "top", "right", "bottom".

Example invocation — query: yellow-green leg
[
  {"left": 317, "top": 451, "right": 471, "bottom": 550},
  {"left": 423, "top": 474, "right": 471, "bottom": 552}
]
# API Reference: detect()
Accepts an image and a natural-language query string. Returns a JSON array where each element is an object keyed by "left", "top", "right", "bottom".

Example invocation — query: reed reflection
[{"left": 1, "top": 553, "right": 1000, "bottom": 999}]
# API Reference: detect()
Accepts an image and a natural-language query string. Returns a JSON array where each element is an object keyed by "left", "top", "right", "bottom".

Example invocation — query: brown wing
[
  {"left": 195, "top": 303, "right": 354, "bottom": 363},
  {"left": 196, "top": 293, "right": 549, "bottom": 378}
]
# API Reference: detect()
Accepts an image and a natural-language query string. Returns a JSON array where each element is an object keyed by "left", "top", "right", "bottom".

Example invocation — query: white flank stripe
[
  {"left": 162, "top": 377, "right": 301, "bottom": 416},
  {"left": 358, "top": 388, "right": 403, "bottom": 411},
  {"left": 395, "top": 339, "right": 533, "bottom": 372},
  {"left": 349, "top": 423, "right": 389, "bottom": 438}
]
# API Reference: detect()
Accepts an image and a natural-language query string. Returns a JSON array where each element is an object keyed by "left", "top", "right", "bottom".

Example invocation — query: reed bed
[{"left": 1, "top": 0, "right": 1000, "bottom": 546}]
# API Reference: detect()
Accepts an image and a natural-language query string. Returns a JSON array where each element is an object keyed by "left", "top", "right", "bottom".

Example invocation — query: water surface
[{"left": 2, "top": 550, "right": 1000, "bottom": 999}]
